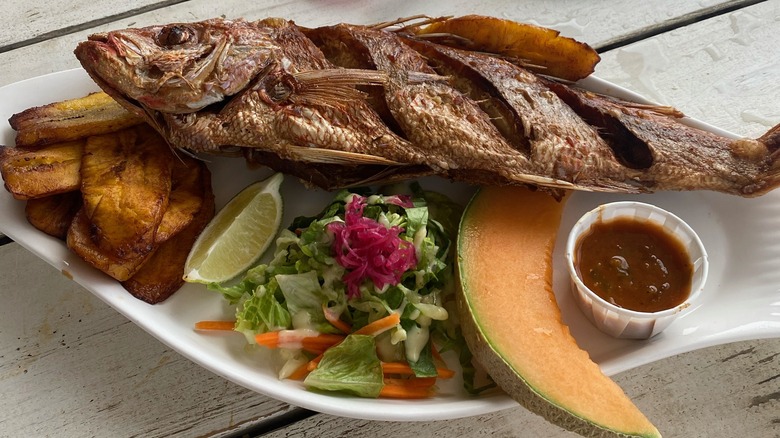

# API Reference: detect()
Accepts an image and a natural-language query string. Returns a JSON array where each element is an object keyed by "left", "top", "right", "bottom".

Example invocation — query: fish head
[{"left": 74, "top": 18, "right": 277, "bottom": 113}]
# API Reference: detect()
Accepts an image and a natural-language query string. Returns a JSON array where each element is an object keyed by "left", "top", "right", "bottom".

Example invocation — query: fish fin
[
  {"left": 760, "top": 123, "right": 780, "bottom": 194},
  {"left": 284, "top": 145, "right": 403, "bottom": 166},
  {"left": 620, "top": 102, "right": 685, "bottom": 118},
  {"left": 759, "top": 122, "right": 780, "bottom": 154},
  {"left": 338, "top": 165, "right": 424, "bottom": 187},
  {"left": 370, "top": 14, "right": 439, "bottom": 31},
  {"left": 287, "top": 69, "right": 387, "bottom": 107},
  {"left": 405, "top": 71, "right": 450, "bottom": 84}
]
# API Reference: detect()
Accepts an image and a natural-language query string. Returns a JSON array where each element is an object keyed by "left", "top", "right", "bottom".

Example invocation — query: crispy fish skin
[
  {"left": 73, "top": 16, "right": 780, "bottom": 197},
  {"left": 121, "top": 164, "right": 215, "bottom": 304},
  {"left": 80, "top": 125, "right": 173, "bottom": 259},
  {"left": 9, "top": 92, "right": 143, "bottom": 148},
  {"left": 155, "top": 19, "right": 424, "bottom": 165},
  {"left": 543, "top": 80, "right": 780, "bottom": 196},
  {"left": 76, "top": 20, "right": 278, "bottom": 114},
  {"left": 402, "top": 38, "right": 642, "bottom": 193},
  {"left": 25, "top": 192, "right": 82, "bottom": 239},
  {"left": 308, "top": 24, "right": 532, "bottom": 181},
  {"left": 79, "top": 17, "right": 432, "bottom": 188},
  {"left": 0, "top": 141, "right": 83, "bottom": 200}
]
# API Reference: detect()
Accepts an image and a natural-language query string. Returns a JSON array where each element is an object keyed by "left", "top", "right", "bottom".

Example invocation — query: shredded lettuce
[
  {"left": 234, "top": 283, "right": 291, "bottom": 344},
  {"left": 208, "top": 185, "right": 486, "bottom": 397},
  {"left": 303, "top": 334, "right": 384, "bottom": 398},
  {"left": 276, "top": 271, "right": 340, "bottom": 333}
]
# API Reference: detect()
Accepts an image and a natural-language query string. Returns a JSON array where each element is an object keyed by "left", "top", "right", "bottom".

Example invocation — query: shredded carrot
[
  {"left": 194, "top": 320, "right": 236, "bottom": 331},
  {"left": 307, "top": 353, "right": 324, "bottom": 371},
  {"left": 435, "top": 367, "right": 456, "bottom": 379},
  {"left": 382, "top": 361, "right": 456, "bottom": 379},
  {"left": 301, "top": 334, "right": 345, "bottom": 351},
  {"left": 255, "top": 330, "right": 345, "bottom": 352},
  {"left": 383, "top": 377, "right": 437, "bottom": 388},
  {"left": 322, "top": 303, "right": 352, "bottom": 334},
  {"left": 254, "top": 331, "right": 281, "bottom": 347},
  {"left": 380, "top": 383, "right": 434, "bottom": 399},
  {"left": 431, "top": 344, "right": 444, "bottom": 363},
  {"left": 354, "top": 312, "right": 401, "bottom": 336},
  {"left": 287, "top": 352, "right": 328, "bottom": 380},
  {"left": 287, "top": 361, "right": 312, "bottom": 381},
  {"left": 430, "top": 344, "right": 454, "bottom": 375}
]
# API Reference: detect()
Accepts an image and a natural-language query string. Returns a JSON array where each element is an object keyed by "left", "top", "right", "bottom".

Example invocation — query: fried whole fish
[{"left": 73, "top": 15, "right": 780, "bottom": 196}]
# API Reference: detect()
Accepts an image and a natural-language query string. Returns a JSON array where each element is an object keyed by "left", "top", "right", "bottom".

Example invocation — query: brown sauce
[{"left": 575, "top": 217, "right": 693, "bottom": 313}]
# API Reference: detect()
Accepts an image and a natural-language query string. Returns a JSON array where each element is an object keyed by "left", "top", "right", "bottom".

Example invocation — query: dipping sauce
[{"left": 575, "top": 217, "right": 693, "bottom": 313}]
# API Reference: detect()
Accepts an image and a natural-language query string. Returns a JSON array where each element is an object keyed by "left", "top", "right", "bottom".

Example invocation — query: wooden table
[{"left": 1, "top": 1, "right": 778, "bottom": 436}]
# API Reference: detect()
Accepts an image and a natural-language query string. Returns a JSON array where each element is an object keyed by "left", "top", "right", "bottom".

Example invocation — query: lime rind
[{"left": 183, "top": 173, "right": 284, "bottom": 283}]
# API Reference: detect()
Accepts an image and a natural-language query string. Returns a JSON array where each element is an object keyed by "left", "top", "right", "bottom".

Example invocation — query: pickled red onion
[{"left": 328, "top": 195, "right": 417, "bottom": 298}]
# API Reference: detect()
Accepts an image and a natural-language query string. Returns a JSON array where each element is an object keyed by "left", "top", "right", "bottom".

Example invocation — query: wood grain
[
  {"left": 0, "top": 0, "right": 778, "bottom": 437},
  {"left": 0, "top": 243, "right": 295, "bottom": 436},
  {"left": 0, "top": 1, "right": 181, "bottom": 50},
  {"left": 595, "top": 0, "right": 779, "bottom": 139},
  {"left": 265, "top": 339, "right": 780, "bottom": 438},
  {"left": 0, "top": 0, "right": 767, "bottom": 86}
]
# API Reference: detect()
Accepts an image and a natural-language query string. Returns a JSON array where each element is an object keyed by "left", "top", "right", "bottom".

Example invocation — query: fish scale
[
  {"left": 311, "top": 23, "right": 530, "bottom": 175},
  {"left": 74, "top": 15, "right": 780, "bottom": 196}
]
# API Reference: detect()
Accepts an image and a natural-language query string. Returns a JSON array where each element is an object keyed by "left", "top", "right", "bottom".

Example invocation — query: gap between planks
[
  {"left": 216, "top": 408, "right": 317, "bottom": 438},
  {"left": 594, "top": 0, "right": 767, "bottom": 52},
  {"left": 0, "top": 0, "right": 768, "bottom": 55},
  {"left": 0, "top": 0, "right": 190, "bottom": 54}
]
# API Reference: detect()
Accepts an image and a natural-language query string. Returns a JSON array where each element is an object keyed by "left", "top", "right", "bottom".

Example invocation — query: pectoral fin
[
  {"left": 287, "top": 69, "right": 388, "bottom": 107},
  {"left": 284, "top": 144, "right": 404, "bottom": 165}
]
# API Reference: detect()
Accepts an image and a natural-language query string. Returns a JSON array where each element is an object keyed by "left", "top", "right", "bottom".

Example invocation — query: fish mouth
[
  {"left": 74, "top": 38, "right": 149, "bottom": 119},
  {"left": 79, "top": 32, "right": 133, "bottom": 62},
  {"left": 75, "top": 38, "right": 116, "bottom": 67}
]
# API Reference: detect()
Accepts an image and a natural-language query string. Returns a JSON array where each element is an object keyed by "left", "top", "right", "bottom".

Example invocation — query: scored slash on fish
[{"left": 73, "top": 15, "right": 780, "bottom": 197}]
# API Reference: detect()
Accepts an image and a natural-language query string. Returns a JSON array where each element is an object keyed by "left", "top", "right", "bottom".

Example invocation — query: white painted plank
[
  {"left": 594, "top": 1, "right": 779, "bottom": 138},
  {"left": 0, "top": 243, "right": 296, "bottom": 437},
  {"left": 0, "top": 0, "right": 778, "bottom": 437},
  {"left": 0, "top": 0, "right": 173, "bottom": 48},
  {"left": 267, "top": 338, "right": 780, "bottom": 438},
  {"left": 0, "top": 0, "right": 761, "bottom": 86}
]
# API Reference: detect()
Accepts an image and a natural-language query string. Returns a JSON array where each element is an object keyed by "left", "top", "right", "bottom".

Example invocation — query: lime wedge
[{"left": 183, "top": 173, "right": 284, "bottom": 284}]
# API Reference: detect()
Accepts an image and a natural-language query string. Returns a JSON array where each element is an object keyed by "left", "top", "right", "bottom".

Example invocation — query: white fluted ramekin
[{"left": 565, "top": 202, "right": 708, "bottom": 339}]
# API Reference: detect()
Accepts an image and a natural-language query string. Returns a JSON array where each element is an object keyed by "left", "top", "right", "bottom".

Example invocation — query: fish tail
[
  {"left": 759, "top": 122, "right": 780, "bottom": 154},
  {"left": 759, "top": 123, "right": 780, "bottom": 194}
]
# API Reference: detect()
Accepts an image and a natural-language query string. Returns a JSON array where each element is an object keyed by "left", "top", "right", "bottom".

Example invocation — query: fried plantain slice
[
  {"left": 409, "top": 15, "right": 600, "bottom": 81},
  {"left": 66, "top": 208, "right": 152, "bottom": 281},
  {"left": 122, "top": 171, "right": 215, "bottom": 304},
  {"left": 9, "top": 91, "right": 144, "bottom": 148},
  {"left": 0, "top": 141, "right": 83, "bottom": 200},
  {"left": 80, "top": 125, "right": 173, "bottom": 260},
  {"left": 155, "top": 156, "right": 209, "bottom": 244},
  {"left": 25, "top": 192, "right": 82, "bottom": 239}
]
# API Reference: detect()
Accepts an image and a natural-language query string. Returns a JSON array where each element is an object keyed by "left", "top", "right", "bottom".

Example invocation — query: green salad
[{"left": 208, "top": 184, "right": 486, "bottom": 398}]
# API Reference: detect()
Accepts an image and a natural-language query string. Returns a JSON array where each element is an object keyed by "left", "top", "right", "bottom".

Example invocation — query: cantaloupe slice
[{"left": 457, "top": 186, "right": 661, "bottom": 438}]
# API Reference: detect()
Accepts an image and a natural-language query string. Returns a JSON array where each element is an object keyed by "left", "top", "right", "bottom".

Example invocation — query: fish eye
[{"left": 157, "top": 25, "right": 194, "bottom": 46}]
